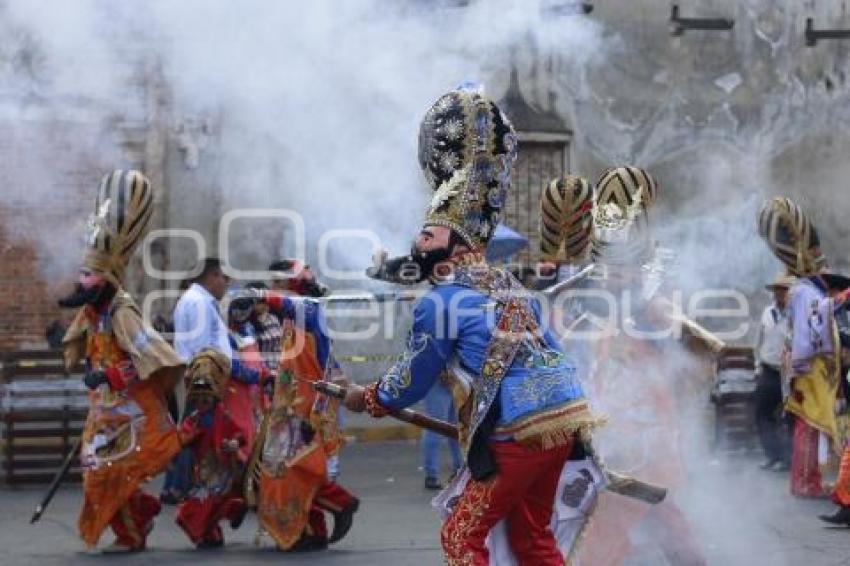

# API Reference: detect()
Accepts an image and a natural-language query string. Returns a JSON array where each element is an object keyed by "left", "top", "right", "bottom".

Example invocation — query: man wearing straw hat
[{"left": 754, "top": 274, "right": 795, "bottom": 471}]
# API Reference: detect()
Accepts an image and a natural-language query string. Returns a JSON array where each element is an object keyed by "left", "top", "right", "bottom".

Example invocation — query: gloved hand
[
  {"left": 300, "top": 420, "right": 316, "bottom": 444},
  {"left": 298, "top": 279, "right": 329, "bottom": 298},
  {"left": 83, "top": 369, "right": 109, "bottom": 390},
  {"left": 84, "top": 363, "right": 137, "bottom": 391}
]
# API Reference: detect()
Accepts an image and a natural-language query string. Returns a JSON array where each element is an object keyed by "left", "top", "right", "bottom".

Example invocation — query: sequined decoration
[
  {"left": 419, "top": 88, "right": 517, "bottom": 250},
  {"left": 436, "top": 257, "right": 549, "bottom": 457},
  {"left": 379, "top": 332, "right": 435, "bottom": 398},
  {"left": 440, "top": 478, "right": 496, "bottom": 566}
]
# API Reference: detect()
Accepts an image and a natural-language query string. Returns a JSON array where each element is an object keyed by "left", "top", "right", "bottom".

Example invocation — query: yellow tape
[
  {"left": 336, "top": 354, "right": 401, "bottom": 363},
  {"left": 16, "top": 360, "right": 63, "bottom": 368}
]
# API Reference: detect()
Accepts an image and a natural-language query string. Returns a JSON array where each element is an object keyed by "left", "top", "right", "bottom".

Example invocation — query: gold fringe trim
[
  {"left": 502, "top": 402, "right": 605, "bottom": 450},
  {"left": 517, "top": 421, "right": 602, "bottom": 450},
  {"left": 495, "top": 400, "right": 606, "bottom": 450}
]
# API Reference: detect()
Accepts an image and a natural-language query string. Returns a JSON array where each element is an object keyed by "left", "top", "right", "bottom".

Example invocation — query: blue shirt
[{"left": 376, "top": 283, "right": 585, "bottom": 429}]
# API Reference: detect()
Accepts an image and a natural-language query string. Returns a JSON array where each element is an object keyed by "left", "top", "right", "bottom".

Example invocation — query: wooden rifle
[{"left": 313, "top": 381, "right": 666, "bottom": 505}]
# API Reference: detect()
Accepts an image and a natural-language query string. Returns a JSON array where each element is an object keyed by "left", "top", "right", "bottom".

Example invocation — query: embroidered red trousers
[
  {"left": 108, "top": 490, "right": 162, "bottom": 549},
  {"left": 306, "top": 481, "right": 358, "bottom": 539},
  {"left": 832, "top": 446, "right": 850, "bottom": 506},
  {"left": 441, "top": 440, "right": 573, "bottom": 566},
  {"left": 790, "top": 417, "right": 825, "bottom": 498},
  {"left": 175, "top": 495, "right": 245, "bottom": 545}
]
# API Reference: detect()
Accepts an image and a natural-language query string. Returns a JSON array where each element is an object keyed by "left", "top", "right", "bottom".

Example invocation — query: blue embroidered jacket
[
  {"left": 266, "top": 294, "right": 339, "bottom": 373},
  {"left": 376, "top": 282, "right": 587, "bottom": 443}
]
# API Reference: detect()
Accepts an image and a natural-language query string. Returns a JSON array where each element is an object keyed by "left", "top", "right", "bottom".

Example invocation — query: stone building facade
[{"left": 3, "top": 0, "right": 850, "bottom": 350}]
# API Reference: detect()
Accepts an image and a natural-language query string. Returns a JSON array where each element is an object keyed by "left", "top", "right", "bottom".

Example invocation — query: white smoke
[
  {"left": 3, "top": 1, "right": 850, "bottom": 562},
  {"left": 144, "top": 0, "right": 605, "bottom": 283},
  {"left": 0, "top": 0, "right": 607, "bottom": 292}
]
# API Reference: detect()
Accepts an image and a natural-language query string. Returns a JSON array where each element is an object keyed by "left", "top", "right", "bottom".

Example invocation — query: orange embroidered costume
[
  {"left": 249, "top": 288, "right": 357, "bottom": 551},
  {"left": 61, "top": 170, "right": 184, "bottom": 552}
]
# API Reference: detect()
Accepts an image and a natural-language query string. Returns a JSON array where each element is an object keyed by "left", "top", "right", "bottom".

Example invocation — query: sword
[
  {"left": 313, "top": 381, "right": 666, "bottom": 505},
  {"left": 30, "top": 436, "right": 82, "bottom": 524}
]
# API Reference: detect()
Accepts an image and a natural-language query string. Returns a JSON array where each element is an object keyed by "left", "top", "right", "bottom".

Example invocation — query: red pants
[
  {"left": 175, "top": 495, "right": 245, "bottom": 545},
  {"left": 108, "top": 490, "right": 162, "bottom": 549},
  {"left": 307, "top": 481, "right": 358, "bottom": 539},
  {"left": 790, "top": 417, "right": 825, "bottom": 498},
  {"left": 441, "top": 440, "right": 572, "bottom": 566},
  {"left": 833, "top": 446, "right": 850, "bottom": 506}
]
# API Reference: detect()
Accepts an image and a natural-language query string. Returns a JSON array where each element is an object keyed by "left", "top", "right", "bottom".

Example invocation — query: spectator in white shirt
[
  {"left": 754, "top": 274, "right": 793, "bottom": 471},
  {"left": 173, "top": 258, "right": 232, "bottom": 362}
]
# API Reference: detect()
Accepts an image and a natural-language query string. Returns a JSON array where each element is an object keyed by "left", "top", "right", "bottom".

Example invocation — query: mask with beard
[
  {"left": 367, "top": 244, "right": 453, "bottom": 284},
  {"left": 58, "top": 281, "right": 116, "bottom": 309},
  {"left": 289, "top": 278, "right": 329, "bottom": 298},
  {"left": 228, "top": 296, "right": 256, "bottom": 323}
]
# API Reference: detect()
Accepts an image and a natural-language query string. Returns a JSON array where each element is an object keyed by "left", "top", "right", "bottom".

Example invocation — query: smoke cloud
[{"left": 3, "top": 1, "right": 850, "bottom": 563}]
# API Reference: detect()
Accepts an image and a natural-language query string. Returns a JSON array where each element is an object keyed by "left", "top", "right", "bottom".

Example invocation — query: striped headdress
[
  {"left": 539, "top": 175, "right": 593, "bottom": 262},
  {"left": 757, "top": 197, "right": 826, "bottom": 276},
  {"left": 83, "top": 170, "right": 154, "bottom": 286},
  {"left": 595, "top": 166, "right": 658, "bottom": 211},
  {"left": 591, "top": 166, "right": 659, "bottom": 266}
]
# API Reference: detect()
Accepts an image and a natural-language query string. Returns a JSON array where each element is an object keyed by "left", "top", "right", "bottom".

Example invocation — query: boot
[
  {"left": 229, "top": 503, "right": 248, "bottom": 530},
  {"left": 819, "top": 505, "right": 850, "bottom": 525},
  {"left": 196, "top": 526, "right": 224, "bottom": 549},
  {"left": 328, "top": 498, "right": 360, "bottom": 544},
  {"left": 289, "top": 533, "right": 328, "bottom": 552}
]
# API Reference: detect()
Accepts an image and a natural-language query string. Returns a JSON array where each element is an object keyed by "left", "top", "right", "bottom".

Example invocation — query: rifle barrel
[{"left": 30, "top": 436, "right": 82, "bottom": 524}]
